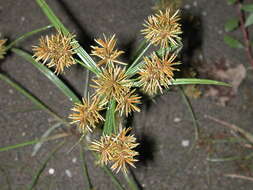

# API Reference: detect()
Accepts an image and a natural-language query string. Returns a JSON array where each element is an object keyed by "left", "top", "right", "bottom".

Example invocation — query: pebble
[
  {"left": 181, "top": 140, "right": 190, "bottom": 147},
  {"left": 48, "top": 168, "right": 55, "bottom": 175},
  {"left": 8, "top": 89, "right": 14, "bottom": 94},
  {"left": 173, "top": 117, "right": 181, "bottom": 123},
  {"left": 193, "top": 1, "right": 198, "bottom": 7},
  {"left": 65, "top": 169, "right": 72, "bottom": 178},
  {"left": 202, "top": 11, "right": 207, "bottom": 16},
  {"left": 184, "top": 4, "right": 191, "bottom": 10},
  {"left": 72, "top": 157, "right": 77, "bottom": 163}
]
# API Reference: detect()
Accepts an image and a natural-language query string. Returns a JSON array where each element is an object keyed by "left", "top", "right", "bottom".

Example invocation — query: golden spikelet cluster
[
  {"left": 116, "top": 89, "right": 141, "bottom": 116},
  {"left": 0, "top": 39, "right": 7, "bottom": 59},
  {"left": 32, "top": 32, "right": 76, "bottom": 74},
  {"left": 138, "top": 52, "right": 180, "bottom": 95},
  {"left": 90, "top": 128, "right": 139, "bottom": 173},
  {"left": 91, "top": 34, "right": 126, "bottom": 67},
  {"left": 69, "top": 97, "right": 104, "bottom": 133},
  {"left": 91, "top": 66, "right": 141, "bottom": 116},
  {"left": 142, "top": 9, "right": 182, "bottom": 48}
]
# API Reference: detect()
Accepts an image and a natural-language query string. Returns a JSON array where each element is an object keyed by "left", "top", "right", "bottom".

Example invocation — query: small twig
[
  {"left": 236, "top": 0, "right": 253, "bottom": 67},
  {"left": 225, "top": 174, "right": 253, "bottom": 182},
  {"left": 205, "top": 115, "right": 253, "bottom": 144}
]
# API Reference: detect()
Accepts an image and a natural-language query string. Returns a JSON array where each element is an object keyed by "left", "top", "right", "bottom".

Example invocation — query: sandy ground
[{"left": 1, "top": 0, "right": 253, "bottom": 189}]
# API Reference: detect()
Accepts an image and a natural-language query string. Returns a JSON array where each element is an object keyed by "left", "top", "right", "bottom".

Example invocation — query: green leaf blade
[
  {"left": 224, "top": 35, "right": 244, "bottom": 49},
  {"left": 224, "top": 18, "right": 239, "bottom": 32},
  {"left": 12, "top": 48, "right": 81, "bottom": 104},
  {"left": 245, "top": 13, "right": 253, "bottom": 27},
  {"left": 227, "top": 0, "right": 237, "bottom": 5},
  {"left": 241, "top": 4, "right": 253, "bottom": 12},
  {"left": 171, "top": 78, "right": 231, "bottom": 87}
]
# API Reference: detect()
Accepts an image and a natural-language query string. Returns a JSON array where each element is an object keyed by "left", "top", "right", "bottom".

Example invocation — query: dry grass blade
[
  {"left": 205, "top": 115, "right": 253, "bottom": 144},
  {"left": 225, "top": 174, "right": 253, "bottom": 182}
]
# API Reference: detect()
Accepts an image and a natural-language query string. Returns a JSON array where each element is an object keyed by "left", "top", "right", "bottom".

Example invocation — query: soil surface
[{"left": 1, "top": 0, "right": 253, "bottom": 190}]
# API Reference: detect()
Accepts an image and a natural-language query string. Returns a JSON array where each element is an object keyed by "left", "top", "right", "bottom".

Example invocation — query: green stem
[
  {"left": 103, "top": 99, "right": 117, "bottom": 135},
  {"left": 124, "top": 173, "right": 140, "bottom": 190},
  {"left": 5, "top": 25, "right": 53, "bottom": 50},
  {"left": 80, "top": 146, "right": 93, "bottom": 190},
  {"left": 0, "top": 133, "right": 68, "bottom": 152},
  {"left": 102, "top": 165, "right": 126, "bottom": 190},
  {"left": 91, "top": 152, "right": 126, "bottom": 190},
  {"left": 126, "top": 42, "right": 151, "bottom": 76},
  {"left": 179, "top": 87, "right": 199, "bottom": 151}
]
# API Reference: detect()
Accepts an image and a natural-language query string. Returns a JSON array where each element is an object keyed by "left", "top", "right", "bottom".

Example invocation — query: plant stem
[
  {"left": 91, "top": 152, "right": 126, "bottom": 190},
  {"left": 124, "top": 172, "right": 140, "bottom": 190},
  {"left": 236, "top": 0, "right": 253, "bottom": 67},
  {"left": 80, "top": 146, "right": 93, "bottom": 190},
  {"left": 0, "top": 133, "right": 69, "bottom": 152},
  {"left": 179, "top": 87, "right": 199, "bottom": 141}
]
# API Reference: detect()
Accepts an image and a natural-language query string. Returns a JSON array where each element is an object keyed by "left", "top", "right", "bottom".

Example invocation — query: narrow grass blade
[
  {"left": 35, "top": 0, "right": 101, "bottom": 75},
  {"left": 0, "top": 73, "right": 64, "bottom": 123},
  {"left": 210, "top": 137, "right": 247, "bottom": 144},
  {"left": 179, "top": 87, "right": 199, "bottom": 143},
  {"left": 171, "top": 78, "right": 231, "bottom": 86},
  {"left": 35, "top": 0, "right": 68, "bottom": 34},
  {"left": 5, "top": 25, "right": 53, "bottom": 50},
  {"left": 207, "top": 156, "right": 242, "bottom": 162},
  {"left": 28, "top": 141, "right": 65, "bottom": 190},
  {"left": 12, "top": 48, "right": 81, "bottom": 104},
  {"left": 80, "top": 145, "right": 93, "bottom": 190},
  {"left": 126, "top": 42, "right": 151, "bottom": 76},
  {"left": 103, "top": 99, "right": 117, "bottom": 135},
  {"left": 206, "top": 115, "right": 253, "bottom": 145},
  {"left": 225, "top": 174, "right": 253, "bottom": 182},
  {"left": 0, "top": 133, "right": 68, "bottom": 152},
  {"left": 126, "top": 42, "right": 182, "bottom": 76},
  {"left": 129, "top": 40, "right": 147, "bottom": 63},
  {"left": 32, "top": 122, "right": 62, "bottom": 156}
]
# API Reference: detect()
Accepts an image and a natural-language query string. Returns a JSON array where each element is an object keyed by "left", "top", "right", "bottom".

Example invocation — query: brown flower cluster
[
  {"left": 91, "top": 34, "right": 126, "bottom": 67},
  {"left": 142, "top": 9, "right": 182, "bottom": 48},
  {"left": 33, "top": 32, "right": 76, "bottom": 74},
  {"left": 69, "top": 97, "right": 104, "bottom": 133},
  {"left": 0, "top": 39, "right": 7, "bottom": 59},
  {"left": 90, "top": 128, "right": 139, "bottom": 173},
  {"left": 90, "top": 35, "right": 141, "bottom": 117},
  {"left": 138, "top": 52, "right": 180, "bottom": 95}
]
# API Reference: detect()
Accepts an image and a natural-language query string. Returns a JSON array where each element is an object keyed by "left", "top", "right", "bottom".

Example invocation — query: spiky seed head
[
  {"left": 91, "top": 66, "right": 132, "bottom": 102},
  {"left": 32, "top": 32, "right": 76, "bottom": 74},
  {"left": 89, "top": 128, "right": 139, "bottom": 173},
  {"left": 141, "top": 9, "right": 182, "bottom": 48},
  {"left": 91, "top": 34, "right": 126, "bottom": 67},
  {"left": 90, "top": 135, "right": 115, "bottom": 165},
  {"left": 138, "top": 52, "right": 180, "bottom": 95},
  {"left": 69, "top": 97, "right": 104, "bottom": 133},
  {"left": 116, "top": 89, "right": 141, "bottom": 117},
  {"left": 0, "top": 39, "right": 7, "bottom": 59}
]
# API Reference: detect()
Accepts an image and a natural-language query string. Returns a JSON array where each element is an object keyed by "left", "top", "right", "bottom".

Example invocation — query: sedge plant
[{"left": 0, "top": 0, "right": 230, "bottom": 189}]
